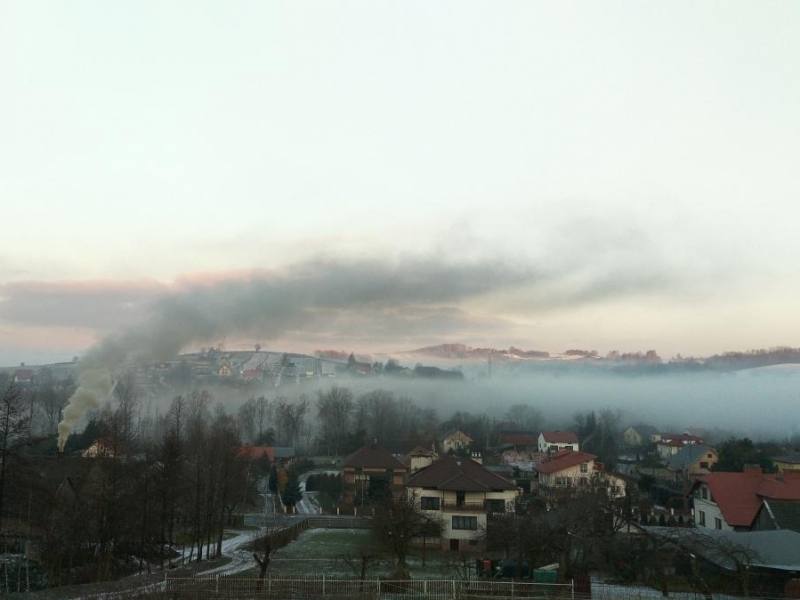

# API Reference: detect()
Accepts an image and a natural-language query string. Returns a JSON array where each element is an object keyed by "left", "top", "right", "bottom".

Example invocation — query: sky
[{"left": 1, "top": 1, "right": 799, "bottom": 365}]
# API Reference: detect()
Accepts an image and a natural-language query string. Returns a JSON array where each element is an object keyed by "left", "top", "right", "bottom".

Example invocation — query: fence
[{"left": 163, "top": 576, "right": 575, "bottom": 599}]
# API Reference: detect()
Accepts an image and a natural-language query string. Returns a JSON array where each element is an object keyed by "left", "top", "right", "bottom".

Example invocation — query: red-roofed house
[
  {"left": 536, "top": 450, "right": 625, "bottom": 498},
  {"left": 407, "top": 455, "right": 520, "bottom": 551},
  {"left": 691, "top": 469, "right": 800, "bottom": 531},
  {"left": 538, "top": 431, "right": 579, "bottom": 454},
  {"left": 499, "top": 432, "right": 539, "bottom": 451}
]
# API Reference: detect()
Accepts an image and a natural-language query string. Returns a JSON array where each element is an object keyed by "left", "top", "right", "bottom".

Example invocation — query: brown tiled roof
[
  {"left": 407, "top": 455, "right": 516, "bottom": 492},
  {"left": 343, "top": 445, "right": 407, "bottom": 470},
  {"left": 693, "top": 470, "right": 800, "bottom": 528},
  {"left": 499, "top": 433, "right": 539, "bottom": 447},
  {"left": 540, "top": 431, "right": 578, "bottom": 444},
  {"left": 535, "top": 450, "right": 596, "bottom": 474}
]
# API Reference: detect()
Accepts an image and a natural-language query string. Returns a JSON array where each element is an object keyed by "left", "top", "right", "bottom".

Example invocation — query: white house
[
  {"left": 538, "top": 431, "right": 579, "bottom": 454},
  {"left": 442, "top": 430, "right": 473, "bottom": 454},
  {"left": 406, "top": 455, "right": 520, "bottom": 552}
]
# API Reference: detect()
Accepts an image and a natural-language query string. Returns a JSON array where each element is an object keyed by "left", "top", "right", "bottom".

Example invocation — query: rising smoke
[
  {"left": 55, "top": 256, "right": 532, "bottom": 448},
  {"left": 52, "top": 250, "right": 691, "bottom": 449}
]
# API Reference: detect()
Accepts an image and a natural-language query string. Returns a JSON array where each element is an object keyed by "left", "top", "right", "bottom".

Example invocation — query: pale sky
[{"left": 1, "top": 1, "right": 800, "bottom": 364}]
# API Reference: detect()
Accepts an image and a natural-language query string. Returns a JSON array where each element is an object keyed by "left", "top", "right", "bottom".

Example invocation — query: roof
[
  {"left": 499, "top": 433, "right": 539, "bottom": 447},
  {"left": 237, "top": 445, "right": 295, "bottom": 461},
  {"left": 342, "top": 445, "right": 407, "bottom": 470},
  {"left": 643, "top": 527, "right": 800, "bottom": 572},
  {"left": 539, "top": 431, "right": 579, "bottom": 444},
  {"left": 759, "top": 499, "right": 800, "bottom": 533},
  {"left": 694, "top": 470, "right": 800, "bottom": 528},
  {"left": 443, "top": 430, "right": 473, "bottom": 443},
  {"left": 658, "top": 433, "right": 704, "bottom": 446},
  {"left": 773, "top": 451, "right": 800, "bottom": 465},
  {"left": 407, "top": 455, "right": 516, "bottom": 492},
  {"left": 666, "top": 444, "right": 716, "bottom": 471},
  {"left": 626, "top": 424, "right": 658, "bottom": 437},
  {"left": 407, "top": 446, "right": 436, "bottom": 457},
  {"left": 536, "top": 450, "right": 596, "bottom": 474}
]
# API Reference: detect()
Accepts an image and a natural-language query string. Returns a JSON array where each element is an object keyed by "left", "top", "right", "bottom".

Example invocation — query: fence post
[
  {"left": 511, "top": 580, "right": 515, "bottom": 598},
  {"left": 452, "top": 579, "right": 457, "bottom": 599},
  {"left": 215, "top": 574, "right": 219, "bottom": 592},
  {"left": 322, "top": 574, "right": 326, "bottom": 596},
  {"left": 571, "top": 578, "right": 575, "bottom": 600}
]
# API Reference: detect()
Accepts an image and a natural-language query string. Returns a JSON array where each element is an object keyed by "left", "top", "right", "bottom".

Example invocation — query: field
[{"left": 244, "top": 528, "right": 474, "bottom": 579}]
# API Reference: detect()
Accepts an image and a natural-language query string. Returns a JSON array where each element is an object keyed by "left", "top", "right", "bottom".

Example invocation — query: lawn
[{"left": 244, "top": 528, "right": 474, "bottom": 579}]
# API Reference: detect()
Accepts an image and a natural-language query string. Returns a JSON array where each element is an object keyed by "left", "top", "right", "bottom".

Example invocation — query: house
[
  {"left": 498, "top": 432, "right": 539, "bottom": 451},
  {"left": 407, "top": 446, "right": 437, "bottom": 473},
  {"left": 406, "top": 455, "right": 520, "bottom": 551},
  {"left": 82, "top": 438, "right": 116, "bottom": 458},
  {"left": 536, "top": 450, "right": 625, "bottom": 498},
  {"left": 665, "top": 444, "right": 718, "bottom": 480},
  {"left": 690, "top": 468, "right": 800, "bottom": 531},
  {"left": 442, "top": 430, "right": 473, "bottom": 454},
  {"left": 237, "top": 445, "right": 296, "bottom": 465},
  {"left": 342, "top": 444, "right": 408, "bottom": 504},
  {"left": 622, "top": 425, "right": 657, "bottom": 448},
  {"left": 13, "top": 368, "right": 34, "bottom": 385},
  {"left": 538, "top": 431, "right": 579, "bottom": 454},
  {"left": 656, "top": 433, "right": 704, "bottom": 459},
  {"left": 772, "top": 451, "right": 800, "bottom": 473},
  {"left": 754, "top": 499, "right": 800, "bottom": 533}
]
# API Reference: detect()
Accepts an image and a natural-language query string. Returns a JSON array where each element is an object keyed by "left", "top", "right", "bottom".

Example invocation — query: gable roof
[
  {"left": 694, "top": 471, "right": 800, "bottom": 528},
  {"left": 499, "top": 433, "right": 539, "bottom": 447},
  {"left": 536, "top": 450, "right": 596, "bottom": 474},
  {"left": 443, "top": 430, "right": 473, "bottom": 443},
  {"left": 407, "top": 455, "right": 516, "bottom": 492},
  {"left": 540, "top": 431, "right": 578, "bottom": 444},
  {"left": 343, "top": 445, "right": 407, "bottom": 470},
  {"left": 666, "top": 444, "right": 716, "bottom": 471},
  {"left": 758, "top": 499, "right": 800, "bottom": 533}
]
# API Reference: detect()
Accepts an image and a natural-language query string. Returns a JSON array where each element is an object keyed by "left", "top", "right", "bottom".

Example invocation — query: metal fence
[{"left": 163, "top": 575, "right": 575, "bottom": 599}]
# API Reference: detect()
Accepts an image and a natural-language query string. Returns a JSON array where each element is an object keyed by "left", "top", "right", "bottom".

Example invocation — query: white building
[{"left": 406, "top": 455, "right": 520, "bottom": 552}]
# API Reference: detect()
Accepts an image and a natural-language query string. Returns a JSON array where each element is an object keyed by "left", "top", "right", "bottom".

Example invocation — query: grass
[{"left": 241, "top": 528, "right": 474, "bottom": 579}]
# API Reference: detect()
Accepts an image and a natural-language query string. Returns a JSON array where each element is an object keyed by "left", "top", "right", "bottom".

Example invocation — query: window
[
  {"left": 486, "top": 499, "right": 506, "bottom": 513},
  {"left": 700, "top": 462, "right": 708, "bottom": 469},
  {"left": 420, "top": 496, "right": 440, "bottom": 511},
  {"left": 452, "top": 516, "right": 478, "bottom": 530},
  {"left": 580, "top": 463, "right": 588, "bottom": 473},
  {"left": 698, "top": 510, "right": 706, "bottom": 526},
  {"left": 701, "top": 486, "right": 708, "bottom": 500},
  {"left": 714, "top": 517, "right": 722, "bottom": 530}
]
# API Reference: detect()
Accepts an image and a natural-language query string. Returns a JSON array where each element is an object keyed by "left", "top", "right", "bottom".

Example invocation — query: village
[{"left": 2, "top": 365, "right": 800, "bottom": 599}]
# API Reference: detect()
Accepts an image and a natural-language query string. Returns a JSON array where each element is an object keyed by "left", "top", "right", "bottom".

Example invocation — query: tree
[
  {"left": 372, "top": 495, "right": 443, "bottom": 579},
  {"left": 0, "top": 382, "right": 29, "bottom": 531},
  {"left": 713, "top": 438, "right": 775, "bottom": 472},
  {"left": 316, "top": 386, "right": 353, "bottom": 456},
  {"left": 505, "top": 404, "right": 544, "bottom": 433},
  {"left": 281, "top": 469, "right": 302, "bottom": 511}
]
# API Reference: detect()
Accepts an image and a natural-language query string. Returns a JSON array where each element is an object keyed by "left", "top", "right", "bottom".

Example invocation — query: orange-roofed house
[
  {"left": 691, "top": 468, "right": 800, "bottom": 531},
  {"left": 537, "top": 431, "right": 579, "bottom": 454},
  {"left": 536, "top": 450, "right": 626, "bottom": 498}
]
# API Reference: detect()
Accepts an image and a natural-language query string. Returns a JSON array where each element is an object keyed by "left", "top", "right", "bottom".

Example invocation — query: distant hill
[{"left": 405, "top": 343, "right": 550, "bottom": 360}]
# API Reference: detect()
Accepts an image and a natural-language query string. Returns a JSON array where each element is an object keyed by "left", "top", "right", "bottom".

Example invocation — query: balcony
[{"left": 441, "top": 500, "right": 510, "bottom": 514}]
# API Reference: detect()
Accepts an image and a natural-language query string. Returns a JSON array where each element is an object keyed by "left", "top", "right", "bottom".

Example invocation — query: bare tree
[{"left": 0, "top": 382, "right": 29, "bottom": 531}]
